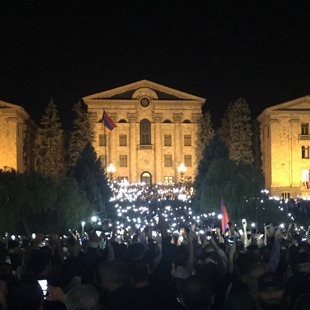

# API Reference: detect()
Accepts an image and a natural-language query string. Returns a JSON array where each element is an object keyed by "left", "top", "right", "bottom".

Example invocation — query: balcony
[
  {"left": 299, "top": 134, "right": 310, "bottom": 140},
  {"left": 138, "top": 145, "right": 153, "bottom": 150}
]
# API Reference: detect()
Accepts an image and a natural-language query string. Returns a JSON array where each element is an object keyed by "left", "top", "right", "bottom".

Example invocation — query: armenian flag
[
  {"left": 99, "top": 110, "right": 117, "bottom": 133},
  {"left": 221, "top": 197, "right": 230, "bottom": 232}
]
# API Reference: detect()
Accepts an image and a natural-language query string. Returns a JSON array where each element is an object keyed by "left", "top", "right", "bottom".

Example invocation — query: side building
[
  {"left": 0, "top": 100, "right": 36, "bottom": 172},
  {"left": 83, "top": 80, "right": 205, "bottom": 184},
  {"left": 258, "top": 96, "right": 310, "bottom": 198}
]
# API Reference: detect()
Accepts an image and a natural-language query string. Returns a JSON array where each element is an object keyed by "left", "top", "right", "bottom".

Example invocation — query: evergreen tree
[
  {"left": 73, "top": 143, "right": 113, "bottom": 219},
  {"left": 196, "top": 111, "right": 215, "bottom": 162},
  {"left": 200, "top": 159, "right": 264, "bottom": 220},
  {"left": 67, "top": 100, "right": 94, "bottom": 169},
  {"left": 220, "top": 98, "right": 254, "bottom": 165},
  {"left": 35, "top": 98, "right": 65, "bottom": 177},
  {"left": 193, "top": 133, "right": 229, "bottom": 211}
]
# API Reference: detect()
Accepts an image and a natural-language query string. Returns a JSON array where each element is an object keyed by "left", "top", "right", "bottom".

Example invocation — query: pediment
[
  {"left": 0, "top": 100, "right": 20, "bottom": 110},
  {"left": 0, "top": 100, "right": 29, "bottom": 119},
  {"left": 83, "top": 80, "right": 205, "bottom": 102},
  {"left": 267, "top": 96, "right": 310, "bottom": 112}
]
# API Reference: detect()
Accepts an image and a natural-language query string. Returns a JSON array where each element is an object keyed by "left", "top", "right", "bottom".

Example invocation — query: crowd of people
[{"left": 1, "top": 215, "right": 310, "bottom": 310}]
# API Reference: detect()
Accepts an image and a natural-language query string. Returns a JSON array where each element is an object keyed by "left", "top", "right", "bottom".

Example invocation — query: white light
[
  {"left": 217, "top": 214, "right": 223, "bottom": 220},
  {"left": 81, "top": 221, "right": 85, "bottom": 226},
  {"left": 91, "top": 216, "right": 97, "bottom": 222}
]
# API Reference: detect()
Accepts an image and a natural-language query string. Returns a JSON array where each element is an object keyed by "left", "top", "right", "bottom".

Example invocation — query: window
[
  {"left": 184, "top": 135, "right": 191, "bottom": 146},
  {"left": 301, "top": 123, "right": 309, "bottom": 135},
  {"left": 99, "top": 155, "right": 106, "bottom": 167},
  {"left": 99, "top": 134, "right": 106, "bottom": 146},
  {"left": 163, "top": 119, "right": 172, "bottom": 123},
  {"left": 281, "top": 192, "right": 290, "bottom": 199},
  {"left": 119, "top": 134, "right": 127, "bottom": 146},
  {"left": 164, "top": 135, "right": 172, "bottom": 146},
  {"left": 120, "top": 155, "right": 127, "bottom": 167},
  {"left": 302, "top": 146, "right": 309, "bottom": 158},
  {"left": 164, "top": 155, "right": 172, "bottom": 167},
  {"left": 183, "top": 120, "right": 191, "bottom": 123},
  {"left": 140, "top": 119, "right": 151, "bottom": 145},
  {"left": 184, "top": 155, "right": 192, "bottom": 167},
  {"left": 119, "top": 119, "right": 127, "bottom": 123},
  {"left": 141, "top": 172, "right": 151, "bottom": 185},
  {"left": 164, "top": 176, "right": 174, "bottom": 185}
]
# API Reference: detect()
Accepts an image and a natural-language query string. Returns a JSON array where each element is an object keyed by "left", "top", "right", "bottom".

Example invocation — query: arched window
[
  {"left": 119, "top": 119, "right": 127, "bottom": 123},
  {"left": 141, "top": 171, "right": 152, "bottom": 185},
  {"left": 183, "top": 119, "right": 191, "bottom": 123},
  {"left": 163, "top": 119, "right": 172, "bottom": 123},
  {"left": 140, "top": 119, "right": 151, "bottom": 145}
]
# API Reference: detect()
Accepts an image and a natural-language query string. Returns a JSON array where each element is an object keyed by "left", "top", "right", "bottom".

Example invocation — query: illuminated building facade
[
  {"left": 258, "top": 96, "right": 310, "bottom": 198},
  {"left": 0, "top": 100, "right": 34, "bottom": 172},
  {"left": 83, "top": 80, "right": 205, "bottom": 184}
]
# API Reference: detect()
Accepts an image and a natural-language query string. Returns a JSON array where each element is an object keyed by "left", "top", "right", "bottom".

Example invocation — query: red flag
[
  {"left": 98, "top": 110, "right": 117, "bottom": 133},
  {"left": 221, "top": 197, "right": 230, "bottom": 232}
]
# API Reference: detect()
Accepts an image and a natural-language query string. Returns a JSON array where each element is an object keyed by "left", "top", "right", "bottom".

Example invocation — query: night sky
[{"left": 1, "top": 1, "right": 310, "bottom": 128}]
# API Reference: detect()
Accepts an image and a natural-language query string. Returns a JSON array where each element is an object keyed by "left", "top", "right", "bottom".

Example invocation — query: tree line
[
  {"left": 194, "top": 97, "right": 278, "bottom": 225},
  {"left": 0, "top": 99, "right": 111, "bottom": 234}
]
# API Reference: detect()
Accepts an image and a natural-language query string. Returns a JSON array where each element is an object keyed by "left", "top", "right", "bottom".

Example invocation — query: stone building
[
  {"left": 0, "top": 100, "right": 35, "bottom": 172},
  {"left": 258, "top": 95, "right": 310, "bottom": 198},
  {"left": 83, "top": 80, "right": 205, "bottom": 184}
]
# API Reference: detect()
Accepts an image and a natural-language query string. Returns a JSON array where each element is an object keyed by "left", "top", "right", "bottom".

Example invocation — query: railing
[
  {"left": 138, "top": 145, "right": 153, "bottom": 150},
  {"left": 299, "top": 134, "right": 310, "bottom": 140}
]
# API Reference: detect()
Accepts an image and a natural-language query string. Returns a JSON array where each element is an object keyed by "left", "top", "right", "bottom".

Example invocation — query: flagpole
[{"left": 104, "top": 110, "right": 107, "bottom": 169}]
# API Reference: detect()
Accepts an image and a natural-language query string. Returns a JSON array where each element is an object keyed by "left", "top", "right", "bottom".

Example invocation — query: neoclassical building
[
  {"left": 258, "top": 95, "right": 310, "bottom": 198},
  {"left": 83, "top": 80, "right": 205, "bottom": 184},
  {"left": 0, "top": 100, "right": 35, "bottom": 172}
]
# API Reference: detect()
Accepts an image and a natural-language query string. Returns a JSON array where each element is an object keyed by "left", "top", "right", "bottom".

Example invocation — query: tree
[
  {"left": 196, "top": 111, "right": 215, "bottom": 162},
  {"left": 200, "top": 159, "right": 264, "bottom": 221},
  {"left": 35, "top": 98, "right": 65, "bottom": 177},
  {"left": 73, "top": 143, "right": 113, "bottom": 219},
  {"left": 193, "top": 133, "right": 229, "bottom": 211},
  {"left": 0, "top": 170, "right": 91, "bottom": 235},
  {"left": 28, "top": 177, "right": 90, "bottom": 234},
  {"left": 67, "top": 100, "right": 94, "bottom": 169},
  {"left": 0, "top": 170, "right": 57, "bottom": 234},
  {"left": 219, "top": 98, "right": 254, "bottom": 165}
]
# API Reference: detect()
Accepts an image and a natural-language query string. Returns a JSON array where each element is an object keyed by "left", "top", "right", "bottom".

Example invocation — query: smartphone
[
  {"left": 206, "top": 231, "right": 212, "bottom": 240},
  {"left": 38, "top": 279, "right": 48, "bottom": 298},
  {"left": 228, "top": 235, "right": 235, "bottom": 245}
]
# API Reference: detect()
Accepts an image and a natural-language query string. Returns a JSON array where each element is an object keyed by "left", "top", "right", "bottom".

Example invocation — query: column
[
  {"left": 173, "top": 113, "right": 183, "bottom": 182},
  {"left": 153, "top": 113, "right": 163, "bottom": 183},
  {"left": 128, "top": 113, "right": 137, "bottom": 183}
]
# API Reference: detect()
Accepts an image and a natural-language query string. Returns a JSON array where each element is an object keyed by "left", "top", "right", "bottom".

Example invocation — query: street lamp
[
  {"left": 107, "top": 163, "right": 116, "bottom": 182},
  {"left": 178, "top": 163, "right": 187, "bottom": 183},
  {"left": 81, "top": 221, "right": 85, "bottom": 236}
]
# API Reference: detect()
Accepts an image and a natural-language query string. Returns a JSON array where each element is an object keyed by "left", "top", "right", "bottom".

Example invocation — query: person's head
[
  {"left": 129, "top": 259, "right": 149, "bottom": 288},
  {"left": 25, "top": 249, "right": 51, "bottom": 276},
  {"left": 257, "top": 272, "right": 288, "bottom": 309},
  {"left": 98, "top": 260, "right": 128, "bottom": 292},
  {"left": 181, "top": 275, "right": 214, "bottom": 310},
  {"left": 128, "top": 243, "right": 145, "bottom": 261},
  {"left": 291, "top": 252, "right": 310, "bottom": 277},
  {"left": 65, "top": 285, "right": 99, "bottom": 310},
  {"left": 8, "top": 278, "right": 43, "bottom": 310}
]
